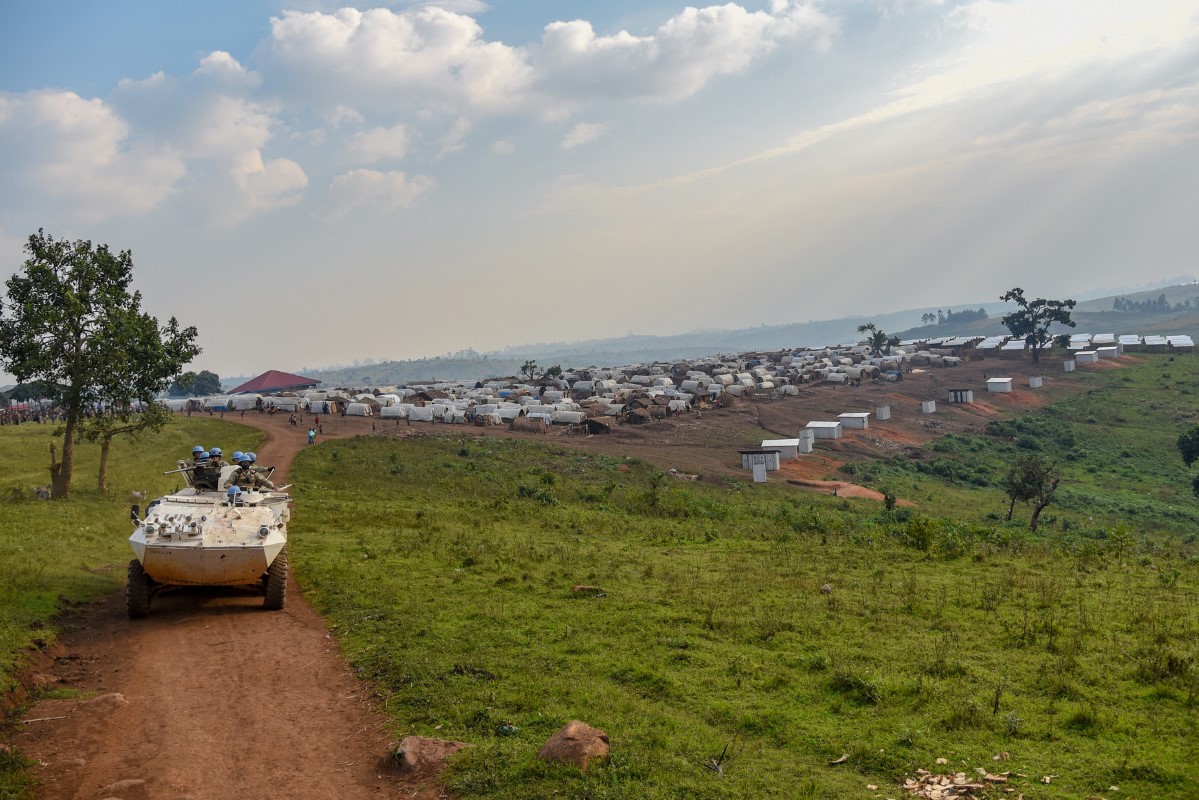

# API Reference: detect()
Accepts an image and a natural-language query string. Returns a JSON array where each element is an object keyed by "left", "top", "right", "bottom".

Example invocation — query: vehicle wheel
[
  {"left": 127, "top": 559, "right": 151, "bottom": 619},
  {"left": 263, "top": 546, "right": 288, "bottom": 610}
]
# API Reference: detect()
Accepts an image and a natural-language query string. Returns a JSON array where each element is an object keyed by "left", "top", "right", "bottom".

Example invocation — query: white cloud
[
  {"left": 232, "top": 152, "right": 307, "bottom": 214},
  {"left": 436, "top": 116, "right": 471, "bottom": 158},
  {"left": 346, "top": 124, "right": 410, "bottom": 163},
  {"left": 561, "top": 121, "right": 610, "bottom": 150},
  {"left": 263, "top": 7, "right": 534, "bottom": 115},
  {"left": 261, "top": 3, "right": 836, "bottom": 125},
  {"left": 532, "top": 3, "right": 836, "bottom": 105},
  {"left": 324, "top": 168, "right": 435, "bottom": 220},
  {"left": 492, "top": 137, "right": 515, "bottom": 155},
  {"left": 328, "top": 105, "right": 365, "bottom": 127},
  {"left": 0, "top": 90, "right": 185, "bottom": 222},
  {"left": 194, "top": 51, "right": 261, "bottom": 87}
]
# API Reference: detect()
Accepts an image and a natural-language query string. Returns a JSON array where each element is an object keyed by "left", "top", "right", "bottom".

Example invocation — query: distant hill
[{"left": 302, "top": 284, "right": 1199, "bottom": 386}]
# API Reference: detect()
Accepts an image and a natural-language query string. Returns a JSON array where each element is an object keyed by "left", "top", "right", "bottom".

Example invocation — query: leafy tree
[
  {"left": 1000, "top": 288, "right": 1076, "bottom": 363},
  {"left": 544, "top": 365, "right": 563, "bottom": 380},
  {"left": 1175, "top": 426, "right": 1199, "bottom": 468},
  {"left": 1000, "top": 454, "right": 1061, "bottom": 531},
  {"left": 520, "top": 360, "right": 539, "bottom": 382},
  {"left": 856, "top": 323, "right": 899, "bottom": 357},
  {"left": 79, "top": 402, "right": 173, "bottom": 492},
  {"left": 0, "top": 230, "right": 200, "bottom": 498},
  {"left": 921, "top": 312, "right": 937, "bottom": 326},
  {"left": 169, "top": 369, "right": 220, "bottom": 397}
]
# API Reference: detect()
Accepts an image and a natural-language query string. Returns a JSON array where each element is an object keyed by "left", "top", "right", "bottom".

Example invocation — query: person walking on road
[{"left": 307, "top": 428, "right": 316, "bottom": 445}]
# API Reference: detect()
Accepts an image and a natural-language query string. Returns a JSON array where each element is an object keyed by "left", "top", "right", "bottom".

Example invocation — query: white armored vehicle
[{"left": 126, "top": 462, "right": 292, "bottom": 618}]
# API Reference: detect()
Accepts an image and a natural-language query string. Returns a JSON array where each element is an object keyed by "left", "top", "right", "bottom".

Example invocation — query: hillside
[{"left": 298, "top": 283, "right": 1199, "bottom": 387}]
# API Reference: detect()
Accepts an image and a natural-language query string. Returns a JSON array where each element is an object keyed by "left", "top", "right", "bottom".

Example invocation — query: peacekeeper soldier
[
  {"left": 224, "top": 455, "right": 277, "bottom": 492},
  {"left": 208, "top": 447, "right": 228, "bottom": 470},
  {"left": 190, "top": 452, "right": 221, "bottom": 491},
  {"left": 246, "top": 452, "right": 271, "bottom": 476}
]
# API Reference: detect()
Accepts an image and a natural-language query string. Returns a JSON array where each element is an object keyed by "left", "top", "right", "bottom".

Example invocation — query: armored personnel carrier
[{"left": 126, "top": 462, "right": 292, "bottom": 618}]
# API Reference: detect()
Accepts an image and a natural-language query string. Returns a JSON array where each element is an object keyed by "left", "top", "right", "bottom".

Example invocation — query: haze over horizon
[{"left": 2, "top": 1, "right": 1197, "bottom": 383}]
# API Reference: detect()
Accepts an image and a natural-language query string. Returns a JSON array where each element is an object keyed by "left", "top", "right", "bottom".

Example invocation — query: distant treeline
[
  {"left": 920, "top": 307, "right": 989, "bottom": 326},
  {"left": 1112, "top": 293, "right": 1199, "bottom": 314}
]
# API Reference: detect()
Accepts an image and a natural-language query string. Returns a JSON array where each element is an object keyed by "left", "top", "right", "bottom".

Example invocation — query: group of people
[{"left": 184, "top": 445, "right": 277, "bottom": 492}]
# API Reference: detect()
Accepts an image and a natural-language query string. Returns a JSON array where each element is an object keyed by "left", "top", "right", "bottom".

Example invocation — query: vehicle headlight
[{"left": 258, "top": 525, "right": 270, "bottom": 538}]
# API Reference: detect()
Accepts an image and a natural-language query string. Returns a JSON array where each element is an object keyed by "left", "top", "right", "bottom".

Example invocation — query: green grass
[
  {"left": 0, "top": 417, "right": 264, "bottom": 691},
  {"left": 288, "top": 434, "right": 1199, "bottom": 800},
  {"left": 4, "top": 356, "right": 1199, "bottom": 798}
]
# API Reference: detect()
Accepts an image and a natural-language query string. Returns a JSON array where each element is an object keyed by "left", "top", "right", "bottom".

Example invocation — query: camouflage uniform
[{"left": 225, "top": 465, "right": 276, "bottom": 492}]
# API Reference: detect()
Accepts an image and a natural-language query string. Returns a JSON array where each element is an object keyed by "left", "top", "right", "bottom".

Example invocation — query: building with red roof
[{"left": 227, "top": 370, "right": 321, "bottom": 395}]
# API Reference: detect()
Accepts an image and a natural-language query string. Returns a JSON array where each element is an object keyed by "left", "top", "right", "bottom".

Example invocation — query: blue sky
[{"left": 2, "top": 1, "right": 1198, "bottom": 379}]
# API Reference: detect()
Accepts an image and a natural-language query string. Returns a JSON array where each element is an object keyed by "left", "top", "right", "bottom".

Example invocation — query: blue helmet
[
  {"left": 197, "top": 452, "right": 210, "bottom": 461},
  {"left": 231, "top": 451, "right": 245, "bottom": 463},
  {"left": 192, "top": 445, "right": 206, "bottom": 454},
  {"left": 209, "top": 447, "right": 222, "bottom": 457},
  {"left": 246, "top": 452, "right": 257, "bottom": 462},
  {"left": 226, "top": 486, "right": 241, "bottom": 502}
]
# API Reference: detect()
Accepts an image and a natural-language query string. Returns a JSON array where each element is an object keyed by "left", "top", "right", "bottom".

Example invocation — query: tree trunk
[
  {"left": 1029, "top": 478, "right": 1060, "bottom": 532},
  {"left": 51, "top": 415, "right": 77, "bottom": 499},
  {"left": 1006, "top": 496, "right": 1016, "bottom": 521},
  {"left": 98, "top": 436, "right": 112, "bottom": 493}
]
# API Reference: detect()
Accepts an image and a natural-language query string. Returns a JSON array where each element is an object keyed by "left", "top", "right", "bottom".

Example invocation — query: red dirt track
[{"left": 12, "top": 414, "right": 437, "bottom": 800}]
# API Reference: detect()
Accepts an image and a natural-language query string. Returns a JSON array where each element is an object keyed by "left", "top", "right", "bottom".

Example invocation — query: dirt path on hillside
[{"left": 11, "top": 413, "right": 445, "bottom": 800}]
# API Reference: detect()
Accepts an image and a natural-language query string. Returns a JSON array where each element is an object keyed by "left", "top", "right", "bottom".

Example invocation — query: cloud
[
  {"left": 324, "top": 168, "right": 435, "bottom": 220},
  {"left": 492, "top": 137, "right": 515, "bottom": 155},
  {"left": 194, "top": 50, "right": 261, "bottom": 87},
  {"left": 346, "top": 124, "right": 410, "bottom": 163},
  {"left": 0, "top": 90, "right": 185, "bottom": 222},
  {"left": 230, "top": 151, "right": 308, "bottom": 218},
  {"left": 561, "top": 121, "right": 610, "bottom": 150},
  {"left": 260, "top": 3, "right": 836, "bottom": 122},
  {"left": 262, "top": 7, "right": 533, "bottom": 115},
  {"left": 531, "top": 3, "right": 836, "bottom": 105},
  {"left": 436, "top": 116, "right": 471, "bottom": 158}
]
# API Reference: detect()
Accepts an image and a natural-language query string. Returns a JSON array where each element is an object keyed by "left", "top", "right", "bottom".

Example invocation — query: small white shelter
[
  {"left": 1076, "top": 351, "right": 1099, "bottom": 364},
  {"left": 740, "top": 450, "right": 781, "bottom": 471},
  {"left": 875, "top": 405, "right": 891, "bottom": 421},
  {"left": 986, "top": 378, "right": 1013, "bottom": 393},
  {"left": 1063, "top": 360, "right": 1076, "bottom": 372},
  {"left": 805, "top": 421, "right": 843, "bottom": 440},
  {"left": 921, "top": 400, "right": 936, "bottom": 414},
  {"left": 838, "top": 412, "right": 870, "bottom": 430},
  {"left": 1029, "top": 376, "right": 1043, "bottom": 389},
  {"left": 345, "top": 402, "right": 372, "bottom": 416},
  {"left": 762, "top": 438, "right": 800, "bottom": 459},
  {"left": 949, "top": 389, "right": 974, "bottom": 404}
]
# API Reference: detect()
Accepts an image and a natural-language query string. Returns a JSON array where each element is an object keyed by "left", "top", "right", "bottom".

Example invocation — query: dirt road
[{"left": 13, "top": 413, "right": 427, "bottom": 800}]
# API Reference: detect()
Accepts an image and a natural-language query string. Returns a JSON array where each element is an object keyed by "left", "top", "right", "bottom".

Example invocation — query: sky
[{"left": 1, "top": 0, "right": 1198, "bottom": 380}]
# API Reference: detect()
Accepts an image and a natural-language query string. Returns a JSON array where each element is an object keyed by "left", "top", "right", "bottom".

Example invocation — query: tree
[
  {"left": 544, "top": 365, "right": 563, "bottom": 380},
  {"left": 169, "top": 369, "right": 220, "bottom": 397},
  {"left": 921, "top": 312, "right": 937, "bottom": 326},
  {"left": 1000, "top": 454, "right": 1061, "bottom": 531},
  {"left": 1177, "top": 426, "right": 1199, "bottom": 467},
  {"left": 79, "top": 403, "right": 173, "bottom": 493},
  {"left": 999, "top": 288, "right": 1076, "bottom": 363},
  {"left": 0, "top": 230, "right": 200, "bottom": 498},
  {"left": 520, "top": 360, "right": 540, "bottom": 381},
  {"left": 856, "top": 323, "right": 899, "bottom": 357}
]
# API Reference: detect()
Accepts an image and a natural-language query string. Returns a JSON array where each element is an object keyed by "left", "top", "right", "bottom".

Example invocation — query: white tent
[{"left": 345, "top": 402, "right": 373, "bottom": 416}]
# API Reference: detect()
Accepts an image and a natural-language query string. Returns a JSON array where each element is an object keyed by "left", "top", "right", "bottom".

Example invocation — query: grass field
[
  {"left": 288, "top": 429, "right": 1198, "bottom": 799},
  {"left": 3, "top": 355, "right": 1199, "bottom": 799},
  {"left": 0, "top": 417, "right": 264, "bottom": 695}
]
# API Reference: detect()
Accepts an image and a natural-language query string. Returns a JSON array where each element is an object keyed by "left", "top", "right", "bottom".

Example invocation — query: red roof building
[{"left": 227, "top": 370, "right": 321, "bottom": 395}]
